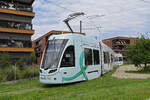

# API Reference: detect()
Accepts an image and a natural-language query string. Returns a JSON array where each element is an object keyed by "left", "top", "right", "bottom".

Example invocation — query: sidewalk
[{"left": 112, "top": 65, "right": 150, "bottom": 79}]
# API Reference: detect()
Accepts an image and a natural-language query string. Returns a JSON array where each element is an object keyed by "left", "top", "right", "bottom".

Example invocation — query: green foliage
[
  {"left": 33, "top": 66, "right": 40, "bottom": 76},
  {"left": 0, "top": 69, "right": 5, "bottom": 82},
  {"left": 31, "top": 52, "right": 36, "bottom": 64},
  {"left": 20, "top": 66, "right": 39, "bottom": 79},
  {"left": 16, "top": 57, "right": 25, "bottom": 70},
  {"left": 126, "top": 37, "right": 150, "bottom": 68},
  {"left": 0, "top": 65, "right": 39, "bottom": 82},
  {"left": 0, "top": 53, "right": 39, "bottom": 82},
  {"left": 21, "top": 67, "right": 34, "bottom": 79},
  {"left": 5, "top": 66, "right": 21, "bottom": 81},
  {"left": 0, "top": 53, "right": 10, "bottom": 69},
  {"left": 0, "top": 66, "right": 21, "bottom": 82}
]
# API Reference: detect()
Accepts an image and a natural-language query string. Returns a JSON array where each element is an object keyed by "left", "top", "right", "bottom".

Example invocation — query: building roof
[
  {"left": 32, "top": 30, "right": 85, "bottom": 42},
  {"left": 103, "top": 36, "right": 138, "bottom": 41}
]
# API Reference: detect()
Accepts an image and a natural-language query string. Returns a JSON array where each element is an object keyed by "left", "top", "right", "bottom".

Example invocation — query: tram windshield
[{"left": 42, "top": 39, "right": 68, "bottom": 70}]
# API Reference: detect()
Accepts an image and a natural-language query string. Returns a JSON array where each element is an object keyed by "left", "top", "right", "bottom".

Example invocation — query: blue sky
[{"left": 31, "top": 0, "right": 150, "bottom": 40}]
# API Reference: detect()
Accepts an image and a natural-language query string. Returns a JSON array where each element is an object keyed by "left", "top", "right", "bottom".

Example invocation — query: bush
[
  {"left": 33, "top": 66, "right": 40, "bottom": 77},
  {"left": 0, "top": 65, "right": 40, "bottom": 82},
  {"left": 21, "top": 67, "right": 33, "bottom": 79},
  {"left": 21, "top": 66, "right": 39, "bottom": 79},
  {"left": 31, "top": 52, "right": 36, "bottom": 64},
  {"left": 0, "top": 53, "right": 10, "bottom": 69},
  {"left": 4, "top": 66, "right": 21, "bottom": 81},
  {"left": 0, "top": 69, "right": 5, "bottom": 82},
  {"left": 16, "top": 57, "right": 25, "bottom": 70},
  {"left": 0, "top": 66, "right": 21, "bottom": 82}
]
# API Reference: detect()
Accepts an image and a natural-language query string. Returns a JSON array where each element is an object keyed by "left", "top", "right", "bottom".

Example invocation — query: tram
[
  {"left": 40, "top": 33, "right": 115, "bottom": 84},
  {"left": 114, "top": 53, "right": 123, "bottom": 66}
]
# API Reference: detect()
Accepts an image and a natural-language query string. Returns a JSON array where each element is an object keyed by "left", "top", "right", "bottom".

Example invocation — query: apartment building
[
  {"left": 0, "top": 0, "right": 35, "bottom": 64},
  {"left": 102, "top": 36, "right": 138, "bottom": 61}
]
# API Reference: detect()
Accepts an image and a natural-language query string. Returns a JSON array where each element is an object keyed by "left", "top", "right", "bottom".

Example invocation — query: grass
[
  {"left": 126, "top": 67, "right": 150, "bottom": 74},
  {"left": 0, "top": 67, "right": 150, "bottom": 100}
]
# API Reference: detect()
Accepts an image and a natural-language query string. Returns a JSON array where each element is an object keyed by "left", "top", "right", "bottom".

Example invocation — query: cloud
[{"left": 32, "top": 0, "right": 150, "bottom": 40}]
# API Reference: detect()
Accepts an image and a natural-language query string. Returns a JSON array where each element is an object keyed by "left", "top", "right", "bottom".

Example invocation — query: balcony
[
  {"left": 0, "top": 1, "right": 35, "bottom": 17},
  {"left": 112, "top": 39, "right": 130, "bottom": 45},
  {"left": 0, "top": 20, "right": 32, "bottom": 30},
  {"left": 113, "top": 43, "right": 129, "bottom": 47},
  {"left": 0, "top": 47, "right": 34, "bottom": 52},
  {"left": 0, "top": 1, "right": 33, "bottom": 12},
  {"left": 0, "top": 39, "right": 32, "bottom": 48},
  {"left": 0, "top": 20, "right": 34, "bottom": 34},
  {"left": 113, "top": 49, "right": 128, "bottom": 52}
]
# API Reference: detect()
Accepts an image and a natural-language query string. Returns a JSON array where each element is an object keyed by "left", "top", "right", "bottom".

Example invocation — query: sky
[{"left": 31, "top": 0, "right": 150, "bottom": 40}]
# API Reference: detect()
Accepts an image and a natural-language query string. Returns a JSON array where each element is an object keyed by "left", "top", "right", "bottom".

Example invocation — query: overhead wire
[
  {"left": 140, "top": 0, "right": 150, "bottom": 4},
  {"left": 41, "top": 0, "right": 150, "bottom": 35},
  {"left": 44, "top": 0, "right": 75, "bottom": 13},
  {"left": 43, "top": 0, "right": 102, "bottom": 34}
]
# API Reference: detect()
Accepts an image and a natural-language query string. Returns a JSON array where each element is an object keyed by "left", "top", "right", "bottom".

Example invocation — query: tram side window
[
  {"left": 93, "top": 50, "right": 100, "bottom": 65},
  {"left": 104, "top": 52, "right": 109, "bottom": 64},
  {"left": 84, "top": 48, "right": 92, "bottom": 66},
  {"left": 119, "top": 57, "right": 123, "bottom": 61},
  {"left": 60, "top": 46, "right": 75, "bottom": 67}
]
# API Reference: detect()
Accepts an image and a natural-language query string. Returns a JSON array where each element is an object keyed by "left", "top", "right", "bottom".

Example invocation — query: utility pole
[
  {"left": 80, "top": 21, "right": 82, "bottom": 34},
  {"left": 14, "top": 62, "right": 16, "bottom": 82}
]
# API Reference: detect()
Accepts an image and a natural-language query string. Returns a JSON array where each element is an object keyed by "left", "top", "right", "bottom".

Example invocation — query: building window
[
  {"left": 112, "top": 39, "right": 130, "bottom": 45},
  {"left": 35, "top": 46, "right": 42, "bottom": 52},
  {"left": 0, "top": 39, "right": 31, "bottom": 48},
  {"left": 46, "top": 36, "right": 50, "bottom": 41},
  {"left": 36, "top": 53, "right": 41, "bottom": 57},
  {"left": 93, "top": 50, "right": 100, "bottom": 65},
  {"left": 84, "top": 48, "right": 92, "bottom": 66},
  {"left": 60, "top": 46, "right": 75, "bottom": 67},
  {"left": 35, "top": 39, "right": 42, "bottom": 46},
  {"left": 0, "top": 20, "right": 32, "bottom": 30}
]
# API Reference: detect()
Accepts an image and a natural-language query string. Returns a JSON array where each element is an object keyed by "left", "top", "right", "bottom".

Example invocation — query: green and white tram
[
  {"left": 114, "top": 53, "right": 123, "bottom": 66},
  {"left": 40, "top": 33, "right": 114, "bottom": 84}
]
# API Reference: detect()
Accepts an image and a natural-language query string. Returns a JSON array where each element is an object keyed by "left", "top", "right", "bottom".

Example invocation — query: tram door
[
  {"left": 60, "top": 40, "right": 85, "bottom": 82},
  {"left": 110, "top": 53, "right": 113, "bottom": 70},
  {"left": 103, "top": 52, "right": 110, "bottom": 73},
  {"left": 60, "top": 45, "right": 76, "bottom": 82}
]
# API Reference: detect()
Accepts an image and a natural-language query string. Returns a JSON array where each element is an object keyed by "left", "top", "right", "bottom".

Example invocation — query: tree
[
  {"left": 31, "top": 52, "right": 36, "bottom": 64},
  {"left": 126, "top": 36, "right": 150, "bottom": 69},
  {"left": 0, "top": 53, "right": 10, "bottom": 69}
]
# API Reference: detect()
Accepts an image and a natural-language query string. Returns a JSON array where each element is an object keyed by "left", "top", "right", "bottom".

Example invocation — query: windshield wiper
[{"left": 44, "top": 66, "right": 49, "bottom": 70}]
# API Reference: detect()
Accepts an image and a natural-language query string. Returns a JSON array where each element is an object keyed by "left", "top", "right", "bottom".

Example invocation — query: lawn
[{"left": 0, "top": 67, "right": 150, "bottom": 100}]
